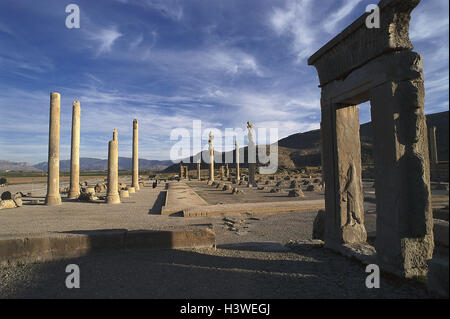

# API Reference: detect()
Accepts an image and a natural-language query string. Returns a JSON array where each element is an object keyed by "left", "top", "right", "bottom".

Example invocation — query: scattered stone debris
[
  {"left": 290, "top": 180, "right": 299, "bottom": 189},
  {"left": 1, "top": 191, "right": 12, "bottom": 200},
  {"left": 78, "top": 191, "right": 98, "bottom": 202},
  {"left": 0, "top": 197, "right": 22, "bottom": 210},
  {"left": 232, "top": 188, "right": 244, "bottom": 195},
  {"left": 270, "top": 188, "right": 282, "bottom": 193},
  {"left": 223, "top": 184, "right": 232, "bottom": 191},
  {"left": 312, "top": 209, "right": 326, "bottom": 240},
  {"left": 306, "top": 184, "right": 321, "bottom": 192},
  {"left": 95, "top": 182, "right": 107, "bottom": 193},
  {"left": 288, "top": 189, "right": 304, "bottom": 197}
]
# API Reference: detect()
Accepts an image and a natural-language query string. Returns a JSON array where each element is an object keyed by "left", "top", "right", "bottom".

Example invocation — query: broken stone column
[
  {"left": 132, "top": 119, "right": 140, "bottom": 191},
  {"left": 68, "top": 101, "right": 81, "bottom": 199},
  {"left": 179, "top": 165, "right": 183, "bottom": 179},
  {"left": 209, "top": 132, "right": 214, "bottom": 182},
  {"left": 220, "top": 165, "right": 225, "bottom": 180},
  {"left": 225, "top": 164, "right": 230, "bottom": 178},
  {"left": 106, "top": 136, "right": 120, "bottom": 204},
  {"left": 197, "top": 159, "right": 201, "bottom": 180},
  {"left": 235, "top": 140, "right": 240, "bottom": 182},
  {"left": 113, "top": 129, "right": 118, "bottom": 142},
  {"left": 429, "top": 126, "right": 438, "bottom": 168},
  {"left": 45, "top": 92, "right": 62, "bottom": 206}
]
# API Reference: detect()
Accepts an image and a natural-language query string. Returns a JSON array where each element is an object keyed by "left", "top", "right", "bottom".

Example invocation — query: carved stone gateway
[{"left": 308, "top": 0, "right": 433, "bottom": 278}]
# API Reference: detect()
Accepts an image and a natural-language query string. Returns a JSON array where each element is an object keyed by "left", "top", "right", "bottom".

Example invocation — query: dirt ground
[{"left": 0, "top": 176, "right": 447, "bottom": 298}]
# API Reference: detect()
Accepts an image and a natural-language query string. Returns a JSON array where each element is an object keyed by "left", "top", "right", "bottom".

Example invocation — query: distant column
[
  {"left": 235, "top": 140, "right": 240, "bottom": 182},
  {"left": 132, "top": 119, "right": 139, "bottom": 190},
  {"left": 197, "top": 159, "right": 201, "bottom": 180},
  {"left": 209, "top": 132, "right": 214, "bottom": 182},
  {"left": 45, "top": 92, "right": 62, "bottom": 206},
  {"left": 429, "top": 126, "right": 438, "bottom": 168},
  {"left": 68, "top": 101, "right": 81, "bottom": 199},
  {"left": 107, "top": 135, "right": 120, "bottom": 204},
  {"left": 220, "top": 165, "right": 225, "bottom": 180}
]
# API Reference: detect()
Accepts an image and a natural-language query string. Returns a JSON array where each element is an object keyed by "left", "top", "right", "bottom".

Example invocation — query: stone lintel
[{"left": 308, "top": 0, "right": 420, "bottom": 87}]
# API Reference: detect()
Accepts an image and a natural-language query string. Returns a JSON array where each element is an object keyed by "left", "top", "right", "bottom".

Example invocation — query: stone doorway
[{"left": 308, "top": 0, "right": 433, "bottom": 278}]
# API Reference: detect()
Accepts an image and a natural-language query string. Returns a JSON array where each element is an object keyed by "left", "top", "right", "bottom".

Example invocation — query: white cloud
[
  {"left": 86, "top": 26, "right": 123, "bottom": 55},
  {"left": 323, "top": 0, "right": 362, "bottom": 33}
]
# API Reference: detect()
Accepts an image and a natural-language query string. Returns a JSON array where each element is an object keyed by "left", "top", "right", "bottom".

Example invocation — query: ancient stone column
[
  {"left": 113, "top": 129, "right": 118, "bottom": 142},
  {"left": 45, "top": 92, "right": 62, "bottom": 206},
  {"left": 235, "top": 140, "right": 240, "bottom": 182},
  {"left": 68, "top": 101, "right": 81, "bottom": 199},
  {"left": 247, "top": 121, "right": 256, "bottom": 186},
  {"left": 197, "top": 159, "right": 201, "bottom": 180},
  {"left": 220, "top": 165, "right": 225, "bottom": 180},
  {"left": 180, "top": 165, "right": 184, "bottom": 179},
  {"left": 131, "top": 119, "right": 139, "bottom": 190},
  {"left": 429, "top": 126, "right": 438, "bottom": 168},
  {"left": 226, "top": 164, "right": 230, "bottom": 178},
  {"left": 106, "top": 137, "right": 120, "bottom": 204},
  {"left": 209, "top": 132, "right": 214, "bottom": 182}
]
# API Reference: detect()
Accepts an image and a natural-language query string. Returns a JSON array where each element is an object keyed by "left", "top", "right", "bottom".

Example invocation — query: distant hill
[
  {"left": 164, "top": 110, "right": 449, "bottom": 172},
  {"left": 32, "top": 157, "right": 173, "bottom": 171},
  {"left": 0, "top": 160, "right": 40, "bottom": 172}
]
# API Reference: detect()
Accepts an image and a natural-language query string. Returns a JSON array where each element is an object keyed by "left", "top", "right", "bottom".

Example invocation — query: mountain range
[{"left": 1, "top": 111, "right": 448, "bottom": 172}]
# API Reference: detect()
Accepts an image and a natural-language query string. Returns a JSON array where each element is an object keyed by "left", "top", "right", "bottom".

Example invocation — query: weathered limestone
[
  {"left": 235, "top": 140, "right": 240, "bottom": 182},
  {"left": 68, "top": 101, "right": 81, "bottom": 199},
  {"left": 247, "top": 121, "right": 256, "bottom": 187},
  {"left": 179, "top": 165, "right": 188, "bottom": 179},
  {"left": 308, "top": 0, "right": 433, "bottom": 278},
  {"left": 131, "top": 119, "right": 139, "bottom": 191},
  {"left": 209, "top": 132, "right": 214, "bottom": 182},
  {"left": 45, "top": 92, "right": 62, "bottom": 206},
  {"left": 106, "top": 135, "right": 120, "bottom": 204},
  {"left": 429, "top": 126, "right": 438, "bottom": 168},
  {"left": 225, "top": 164, "right": 230, "bottom": 178}
]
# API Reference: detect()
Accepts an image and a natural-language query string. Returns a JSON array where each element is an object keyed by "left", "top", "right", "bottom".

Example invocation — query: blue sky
[{"left": 0, "top": 0, "right": 448, "bottom": 164}]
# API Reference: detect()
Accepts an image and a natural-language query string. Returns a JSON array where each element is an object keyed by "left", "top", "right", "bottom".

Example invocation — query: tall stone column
[
  {"left": 131, "top": 119, "right": 139, "bottom": 190},
  {"left": 45, "top": 92, "right": 62, "bottom": 206},
  {"left": 209, "top": 132, "right": 214, "bottom": 182},
  {"left": 107, "top": 136, "right": 120, "bottom": 204},
  {"left": 235, "top": 140, "right": 240, "bottom": 181},
  {"left": 429, "top": 126, "right": 438, "bottom": 168},
  {"left": 68, "top": 101, "right": 81, "bottom": 199},
  {"left": 197, "top": 159, "right": 201, "bottom": 180},
  {"left": 247, "top": 122, "right": 256, "bottom": 187}
]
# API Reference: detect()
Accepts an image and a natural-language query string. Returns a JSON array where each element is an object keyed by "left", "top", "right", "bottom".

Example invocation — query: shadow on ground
[{"left": 0, "top": 241, "right": 429, "bottom": 299}]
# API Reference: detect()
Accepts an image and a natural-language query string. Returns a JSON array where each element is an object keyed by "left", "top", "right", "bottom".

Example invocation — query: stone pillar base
[
  {"left": 45, "top": 195, "right": 61, "bottom": 206},
  {"left": 67, "top": 191, "right": 80, "bottom": 199},
  {"left": 106, "top": 195, "right": 121, "bottom": 204}
]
